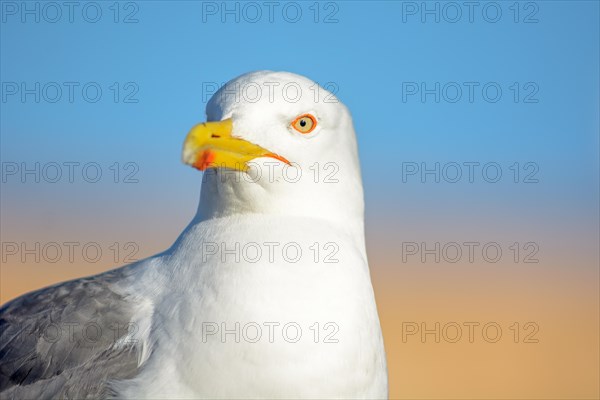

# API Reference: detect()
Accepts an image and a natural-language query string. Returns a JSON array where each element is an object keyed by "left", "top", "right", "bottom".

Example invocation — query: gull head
[{"left": 183, "top": 71, "right": 364, "bottom": 225}]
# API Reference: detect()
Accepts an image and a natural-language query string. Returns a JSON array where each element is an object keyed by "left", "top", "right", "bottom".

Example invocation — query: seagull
[{"left": 0, "top": 71, "right": 388, "bottom": 399}]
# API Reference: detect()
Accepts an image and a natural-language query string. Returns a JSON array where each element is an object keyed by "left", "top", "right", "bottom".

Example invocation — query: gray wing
[{"left": 0, "top": 267, "right": 145, "bottom": 399}]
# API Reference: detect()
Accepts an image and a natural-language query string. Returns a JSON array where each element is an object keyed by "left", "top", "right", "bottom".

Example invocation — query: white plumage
[{"left": 0, "top": 71, "right": 388, "bottom": 399}]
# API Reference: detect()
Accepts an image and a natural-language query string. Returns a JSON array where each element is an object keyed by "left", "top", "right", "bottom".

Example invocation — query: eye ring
[{"left": 291, "top": 114, "right": 317, "bottom": 134}]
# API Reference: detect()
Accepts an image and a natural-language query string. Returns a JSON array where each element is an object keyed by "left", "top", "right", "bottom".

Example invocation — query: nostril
[{"left": 211, "top": 134, "right": 221, "bottom": 138}]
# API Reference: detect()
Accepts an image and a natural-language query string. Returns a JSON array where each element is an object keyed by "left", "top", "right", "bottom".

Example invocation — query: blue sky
[{"left": 1, "top": 1, "right": 598, "bottom": 238}]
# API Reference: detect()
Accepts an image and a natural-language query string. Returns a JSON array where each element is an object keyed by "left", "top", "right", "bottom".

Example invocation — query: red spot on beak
[{"left": 194, "top": 150, "right": 216, "bottom": 171}]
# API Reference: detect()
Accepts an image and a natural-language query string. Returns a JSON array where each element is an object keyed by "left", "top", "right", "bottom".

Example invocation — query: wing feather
[{"left": 0, "top": 267, "right": 149, "bottom": 399}]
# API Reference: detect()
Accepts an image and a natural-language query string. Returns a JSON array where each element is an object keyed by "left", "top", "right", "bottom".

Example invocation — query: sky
[{"left": 1, "top": 1, "right": 599, "bottom": 398}]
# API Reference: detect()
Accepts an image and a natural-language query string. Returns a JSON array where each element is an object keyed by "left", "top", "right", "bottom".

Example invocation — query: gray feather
[{"left": 0, "top": 267, "right": 144, "bottom": 399}]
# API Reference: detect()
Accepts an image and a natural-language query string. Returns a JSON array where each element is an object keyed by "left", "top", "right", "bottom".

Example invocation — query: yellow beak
[{"left": 182, "top": 118, "right": 290, "bottom": 171}]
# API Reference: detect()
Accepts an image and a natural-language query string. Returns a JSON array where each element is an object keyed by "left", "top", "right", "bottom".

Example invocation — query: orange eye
[{"left": 291, "top": 114, "right": 317, "bottom": 134}]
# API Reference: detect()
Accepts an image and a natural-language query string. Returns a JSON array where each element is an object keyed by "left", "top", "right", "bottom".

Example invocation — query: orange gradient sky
[{"left": 2, "top": 212, "right": 598, "bottom": 399}]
